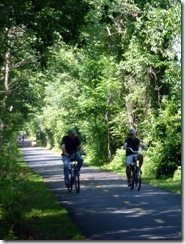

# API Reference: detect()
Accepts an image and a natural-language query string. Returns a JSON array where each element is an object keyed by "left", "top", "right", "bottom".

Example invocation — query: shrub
[
  {"left": 101, "top": 148, "right": 126, "bottom": 173},
  {"left": 0, "top": 146, "right": 30, "bottom": 239},
  {"left": 173, "top": 166, "right": 181, "bottom": 181}
]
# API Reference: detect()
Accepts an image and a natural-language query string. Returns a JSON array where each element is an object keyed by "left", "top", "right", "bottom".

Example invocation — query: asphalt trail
[{"left": 21, "top": 146, "right": 182, "bottom": 240}]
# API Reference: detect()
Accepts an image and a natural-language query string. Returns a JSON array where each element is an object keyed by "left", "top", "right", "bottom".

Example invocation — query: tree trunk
[
  {"left": 125, "top": 96, "right": 135, "bottom": 129},
  {"left": 1, "top": 47, "right": 11, "bottom": 146},
  {"left": 106, "top": 94, "right": 113, "bottom": 162}
]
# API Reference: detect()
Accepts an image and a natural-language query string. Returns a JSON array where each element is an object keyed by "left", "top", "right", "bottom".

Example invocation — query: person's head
[
  {"left": 128, "top": 128, "right": 137, "bottom": 139},
  {"left": 67, "top": 129, "right": 76, "bottom": 138}
]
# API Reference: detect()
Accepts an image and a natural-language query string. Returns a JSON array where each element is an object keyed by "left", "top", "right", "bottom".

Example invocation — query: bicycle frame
[
  {"left": 68, "top": 161, "right": 80, "bottom": 193},
  {"left": 127, "top": 147, "right": 141, "bottom": 191},
  {"left": 130, "top": 159, "right": 141, "bottom": 191},
  {"left": 67, "top": 153, "right": 80, "bottom": 193}
]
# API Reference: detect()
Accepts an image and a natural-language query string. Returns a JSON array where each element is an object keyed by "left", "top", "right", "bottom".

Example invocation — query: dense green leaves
[
  {"left": 0, "top": 1, "right": 181, "bottom": 240},
  {"left": 0, "top": 0, "right": 90, "bottom": 145},
  {"left": 0, "top": 0, "right": 181, "bottom": 177}
]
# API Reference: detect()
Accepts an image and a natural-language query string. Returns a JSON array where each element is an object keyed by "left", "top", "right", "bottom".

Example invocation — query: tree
[{"left": 0, "top": 0, "right": 91, "bottom": 145}]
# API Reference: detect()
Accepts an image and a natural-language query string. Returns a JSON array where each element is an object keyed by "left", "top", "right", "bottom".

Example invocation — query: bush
[
  {"left": 101, "top": 148, "right": 126, "bottom": 173},
  {"left": 173, "top": 166, "right": 181, "bottom": 181},
  {"left": 147, "top": 98, "right": 181, "bottom": 179},
  {"left": 0, "top": 146, "right": 30, "bottom": 239}
]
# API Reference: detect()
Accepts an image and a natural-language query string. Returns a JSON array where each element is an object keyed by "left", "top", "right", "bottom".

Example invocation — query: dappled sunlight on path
[{"left": 21, "top": 146, "right": 181, "bottom": 240}]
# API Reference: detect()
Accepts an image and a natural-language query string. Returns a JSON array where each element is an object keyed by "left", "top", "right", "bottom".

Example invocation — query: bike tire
[
  {"left": 74, "top": 169, "right": 80, "bottom": 193},
  {"left": 130, "top": 174, "right": 134, "bottom": 190},
  {"left": 135, "top": 168, "right": 141, "bottom": 191},
  {"left": 68, "top": 170, "right": 73, "bottom": 192},
  {"left": 130, "top": 167, "right": 141, "bottom": 191}
]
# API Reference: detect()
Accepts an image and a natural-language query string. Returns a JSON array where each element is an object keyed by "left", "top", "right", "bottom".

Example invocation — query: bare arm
[
  {"left": 78, "top": 144, "right": 86, "bottom": 154},
  {"left": 61, "top": 143, "right": 69, "bottom": 155},
  {"left": 139, "top": 141, "right": 147, "bottom": 150},
  {"left": 123, "top": 142, "right": 128, "bottom": 150}
]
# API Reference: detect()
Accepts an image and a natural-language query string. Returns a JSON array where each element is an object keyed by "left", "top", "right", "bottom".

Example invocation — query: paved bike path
[{"left": 21, "top": 146, "right": 182, "bottom": 240}]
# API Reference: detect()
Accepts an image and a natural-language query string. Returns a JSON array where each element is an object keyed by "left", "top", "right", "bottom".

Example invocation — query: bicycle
[
  {"left": 67, "top": 153, "right": 84, "bottom": 193},
  {"left": 127, "top": 147, "right": 142, "bottom": 191}
]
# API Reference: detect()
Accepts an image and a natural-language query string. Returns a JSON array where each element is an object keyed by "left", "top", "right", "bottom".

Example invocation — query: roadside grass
[
  {"left": 0, "top": 150, "right": 85, "bottom": 240},
  {"left": 18, "top": 167, "right": 85, "bottom": 240},
  {"left": 141, "top": 177, "right": 181, "bottom": 195}
]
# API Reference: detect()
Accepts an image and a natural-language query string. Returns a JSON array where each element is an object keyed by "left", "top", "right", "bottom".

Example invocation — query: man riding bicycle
[
  {"left": 60, "top": 129, "right": 86, "bottom": 188},
  {"left": 123, "top": 128, "right": 147, "bottom": 186}
]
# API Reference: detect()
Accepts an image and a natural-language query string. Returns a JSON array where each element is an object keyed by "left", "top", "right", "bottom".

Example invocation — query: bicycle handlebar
[
  {"left": 127, "top": 147, "right": 139, "bottom": 154},
  {"left": 62, "top": 152, "right": 86, "bottom": 156},
  {"left": 126, "top": 147, "right": 147, "bottom": 153}
]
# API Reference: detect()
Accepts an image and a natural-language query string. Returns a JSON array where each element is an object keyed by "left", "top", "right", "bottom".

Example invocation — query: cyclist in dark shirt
[
  {"left": 123, "top": 128, "right": 147, "bottom": 186},
  {"left": 60, "top": 129, "right": 86, "bottom": 187}
]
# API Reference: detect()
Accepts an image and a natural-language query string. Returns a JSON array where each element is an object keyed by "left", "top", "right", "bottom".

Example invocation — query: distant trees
[
  {"left": 0, "top": 0, "right": 90, "bottom": 145},
  {"left": 0, "top": 0, "right": 181, "bottom": 178}
]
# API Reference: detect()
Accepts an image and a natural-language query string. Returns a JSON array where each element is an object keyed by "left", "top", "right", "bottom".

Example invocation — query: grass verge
[
  {"left": 141, "top": 177, "right": 181, "bottom": 194},
  {"left": 0, "top": 149, "right": 85, "bottom": 240}
]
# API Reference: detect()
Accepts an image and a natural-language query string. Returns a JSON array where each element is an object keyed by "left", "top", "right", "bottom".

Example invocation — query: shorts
[{"left": 126, "top": 154, "right": 139, "bottom": 165}]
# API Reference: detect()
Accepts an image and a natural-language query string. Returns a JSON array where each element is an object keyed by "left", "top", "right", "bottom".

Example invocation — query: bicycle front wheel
[
  {"left": 74, "top": 169, "right": 80, "bottom": 193},
  {"left": 130, "top": 169, "right": 141, "bottom": 191},
  {"left": 68, "top": 170, "right": 73, "bottom": 192},
  {"left": 135, "top": 168, "right": 141, "bottom": 191},
  {"left": 130, "top": 173, "right": 134, "bottom": 190}
]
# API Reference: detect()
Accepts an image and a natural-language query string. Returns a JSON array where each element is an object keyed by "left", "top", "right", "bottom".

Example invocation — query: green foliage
[
  {"left": 142, "top": 96, "right": 181, "bottom": 179},
  {"left": 0, "top": 147, "right": 29, "bottom": 239},
  {"left": 101, "top": 148, "right": 125, "bottom": 173},
  {"left": 154, "top": 98, "right": 180, "bottom": 177},
  {"left": 142, "top": 176, "right": 181, "bottom": 194},
  {"left": 0, "top": 146, "right": 85, "bottom": 240},
  {"left": 173, "top": 166, "right": 181, "bottom": 182},
  {"left": 0, "top": 0, "right": 181, "bottom": 181},
  {"left": 0, "top": 0, "right": 181, "bottom": 239}
]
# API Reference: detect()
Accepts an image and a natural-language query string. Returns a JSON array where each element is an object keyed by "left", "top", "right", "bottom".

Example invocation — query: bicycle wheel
[
  {"left": 74, "top": 169, "right": 80, "bottom": 193},
  {"left": 68, "top": 169, "right": 73, "bottom": 192},
  {"left": 135, "top": 168, "right": 141, "bottom": 191},
  {"left": 130, "top": 173, "right": 135, "bottom": 190}
]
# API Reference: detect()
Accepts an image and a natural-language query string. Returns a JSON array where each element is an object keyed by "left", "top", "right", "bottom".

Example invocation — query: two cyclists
[
  {"left": 123, "top": 128, "right": 147, "bottom": 186},
  {"left": 61, "top": 128, "right": 146, "bottom": 188},
  {"left": 60, "top": 129, "right": 86, "bottom": 188}
]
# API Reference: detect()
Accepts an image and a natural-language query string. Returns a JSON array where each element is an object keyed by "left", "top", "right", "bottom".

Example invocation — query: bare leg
[
  {"left": 138, "top": 153, "right": 143, "bottom": 168},
  {"left": 126, "top": 165, "right": 131, "bottom": 183}
]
